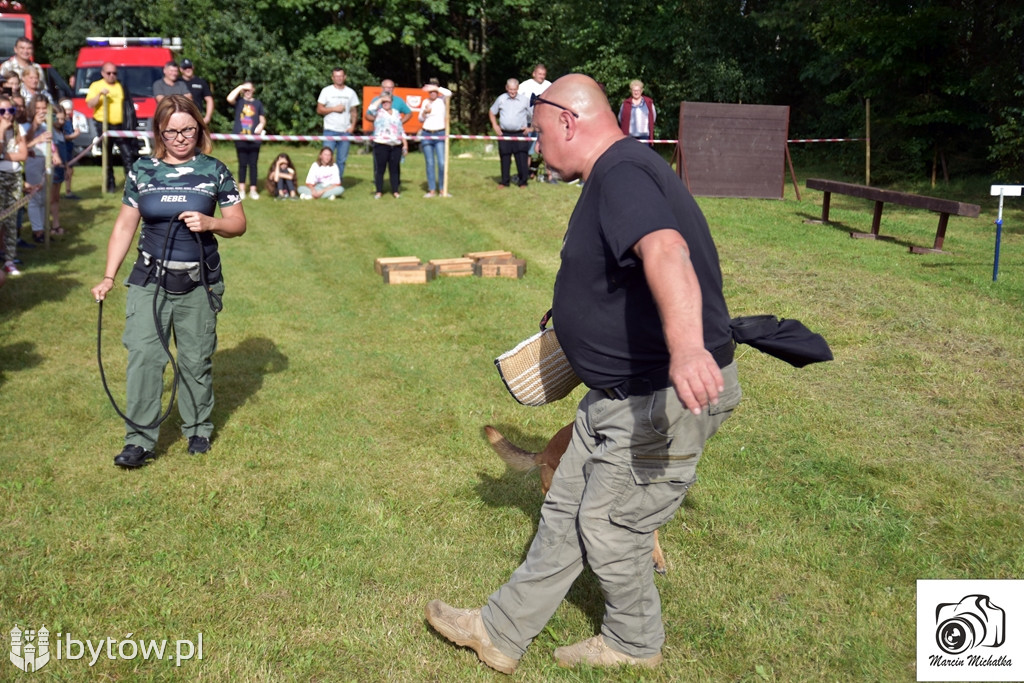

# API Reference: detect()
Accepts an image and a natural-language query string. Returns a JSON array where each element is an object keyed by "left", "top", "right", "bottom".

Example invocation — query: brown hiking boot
[
  {"left": 554, "top": 635, "right": 663, "bottom": 669},
  {"left": 425, "top": 600, "right": 519, "bottom": 674}
]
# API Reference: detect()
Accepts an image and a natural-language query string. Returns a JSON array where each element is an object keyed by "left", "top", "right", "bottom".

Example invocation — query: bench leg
[
  {"left": 871, "top": 200, "right": 884, "bottom": 237},
  {"left": 910, "top": 213, "right": 951, "bottom": 254},
  {"left": 851, "top": 200, "right": 884, "bottom": 240},
  {"left": 821, "top": 191, "right": 831, "bottom": 222}
]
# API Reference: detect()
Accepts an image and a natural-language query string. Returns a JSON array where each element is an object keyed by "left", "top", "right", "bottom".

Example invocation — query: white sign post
[{"left": 989, "top": 185, "right": 1023, "bottom": 282}]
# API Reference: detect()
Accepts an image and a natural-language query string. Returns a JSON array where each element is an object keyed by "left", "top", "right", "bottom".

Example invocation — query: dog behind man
[{"left": 484, "top": 424, "right": 668, "bottom": 574}]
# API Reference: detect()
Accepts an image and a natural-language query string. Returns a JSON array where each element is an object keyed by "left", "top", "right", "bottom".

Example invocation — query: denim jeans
[
  {"left": 421, "top": 135, "right": 446, "bottom": 192},
  {"left": 323, "top": 130, "right": 351, "bottom": 183}
]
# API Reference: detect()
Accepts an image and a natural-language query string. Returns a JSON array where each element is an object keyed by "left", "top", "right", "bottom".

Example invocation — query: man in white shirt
[
  {"left": 518, "top": 64, "right": 552, "bottom": 177},
  {"left": 316, "top": 68, "right": 360, "bottom": 184}
]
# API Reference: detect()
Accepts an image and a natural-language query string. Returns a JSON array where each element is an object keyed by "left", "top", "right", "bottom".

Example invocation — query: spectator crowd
[{"left": 1, "top": 40, "right": 653, "bottom": 284}]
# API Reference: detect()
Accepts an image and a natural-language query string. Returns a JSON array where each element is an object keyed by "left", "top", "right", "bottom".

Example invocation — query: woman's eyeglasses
[
  {"left": 161, "top": 126, "right": 198, "bottom": 141},
  {"left": 0, "top": 107, "right": 16, "bottom": 116}
]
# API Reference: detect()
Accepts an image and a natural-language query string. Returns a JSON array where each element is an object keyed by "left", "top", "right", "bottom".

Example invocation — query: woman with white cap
[{"left": 418, "top": 82, "right": 451, "bottom": 197}]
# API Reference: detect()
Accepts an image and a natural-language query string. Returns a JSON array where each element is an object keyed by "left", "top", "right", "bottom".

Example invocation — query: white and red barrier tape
[{"left": 102, "top": 131, "right": 867, "bottom": 145}]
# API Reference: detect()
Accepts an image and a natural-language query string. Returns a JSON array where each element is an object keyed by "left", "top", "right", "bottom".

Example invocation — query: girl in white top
[{"left": 298, "top": 147, "right": 344, "bottom": 200}]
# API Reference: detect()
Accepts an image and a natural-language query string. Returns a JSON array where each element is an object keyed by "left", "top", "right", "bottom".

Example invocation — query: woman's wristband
[{"left": 103, "top": 276, "right": 115, "bottom": 281}]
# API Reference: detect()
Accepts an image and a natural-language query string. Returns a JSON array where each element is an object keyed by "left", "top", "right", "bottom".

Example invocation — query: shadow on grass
[
  {"left": 796, "top": 211, "right": 930, "bottom": 251},
  {"left": 155, "top": 336, "right": 288, "bottom": 453},
  {"left": 0, "top": 340, "right": 44, "bottom": 388}
]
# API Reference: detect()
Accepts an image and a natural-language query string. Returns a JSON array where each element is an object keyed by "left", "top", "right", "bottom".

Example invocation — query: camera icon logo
[{"left": 935, "top": 594, "right": 1005, "bottom": 655}]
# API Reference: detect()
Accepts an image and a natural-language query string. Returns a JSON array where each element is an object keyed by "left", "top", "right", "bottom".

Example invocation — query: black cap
[{"left": 181, "top": 59, "right": 193, "bottom": 68}]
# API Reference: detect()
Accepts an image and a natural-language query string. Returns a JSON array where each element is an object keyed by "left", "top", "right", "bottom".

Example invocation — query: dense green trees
[{"left": 34, "top": 0, "right": 1024, "bottom": 181}]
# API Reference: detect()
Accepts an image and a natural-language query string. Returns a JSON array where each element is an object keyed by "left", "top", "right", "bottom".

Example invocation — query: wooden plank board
[
  {"left": 382, "top": 264, "right": 436, "bottom": 284},
  {"left": 375, "top": 256, "right": 421, "bottom": 275},
  {"left": 677, "top": 102, "right": 790, "bottom": 199},
  {"left": 464, "top": 250, "right": 514, "bottom": 260},
  {"left": 474, "top": 257, "right": 526, "bottom": 279}
]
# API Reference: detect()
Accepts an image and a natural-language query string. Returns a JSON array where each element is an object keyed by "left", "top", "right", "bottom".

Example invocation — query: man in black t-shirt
[
  {"left": 180, "top": 59, "right": 214, "bottom": 125},
  {"left": 426, "top": 74, "right": 742, "bottom": 674}
]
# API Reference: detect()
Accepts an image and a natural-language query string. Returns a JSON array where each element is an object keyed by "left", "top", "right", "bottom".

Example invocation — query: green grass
[{"left": 2, "top": 143, "right": 1023, "bottom": 681}]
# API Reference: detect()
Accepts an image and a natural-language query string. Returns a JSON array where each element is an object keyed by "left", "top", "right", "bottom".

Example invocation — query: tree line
[{"left": 35, "top": 0, "right": 1024, "bottom": 183}]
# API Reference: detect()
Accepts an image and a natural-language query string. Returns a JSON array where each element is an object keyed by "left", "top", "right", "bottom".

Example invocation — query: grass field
[{"left": 2, "top": 142, "right": 1023, "bottom": 681}]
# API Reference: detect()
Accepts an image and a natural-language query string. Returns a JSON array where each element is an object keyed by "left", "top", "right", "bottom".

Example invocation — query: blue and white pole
[{"left": 990, "top": 185, "right": 1023, "bottom": 282}]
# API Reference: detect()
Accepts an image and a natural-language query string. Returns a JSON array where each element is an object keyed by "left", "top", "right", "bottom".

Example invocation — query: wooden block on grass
[
  {"left": 383, "top": 264, "right": 436, "bottom": 284},
  {"left": 464, "top": 250, "right": 514, "bottom": 261},
  {"left": 375, "top": 256, "right": 421, "bottom": 275},
  {"left": 429, "top": 257, "right": 476, "bottom": 277},
  {"left": 474, "top": 257, "right": 526, "bottom": 279}
]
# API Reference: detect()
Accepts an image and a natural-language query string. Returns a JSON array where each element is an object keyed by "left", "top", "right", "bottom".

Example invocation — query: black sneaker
[
  {"left": 188, "top": 436, "right": 211, "bottom": 455},
  {"left": 114, "top": 444, "right": 155, "bottom": 469}
]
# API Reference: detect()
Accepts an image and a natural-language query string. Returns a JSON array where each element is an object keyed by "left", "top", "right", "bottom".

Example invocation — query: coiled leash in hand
[{"left": 96, "top": 214, "right": 222, "bottom": 431}]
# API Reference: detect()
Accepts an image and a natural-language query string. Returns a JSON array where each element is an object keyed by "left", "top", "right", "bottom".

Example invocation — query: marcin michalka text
[{"left": 928, "top": 654, "right": 1012, "bottom": 667}]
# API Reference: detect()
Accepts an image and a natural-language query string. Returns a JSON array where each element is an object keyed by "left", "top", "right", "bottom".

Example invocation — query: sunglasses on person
[
  {"left": 160, "top": 126, "right": 198, "bottom": 141},
  {"left": 103, "top": 69, "right": 117, "bottom": 76},
  {"left": 530, "top": 93, "right": 579, "bottom": 118},
  {"left": 0, "top": 107, "right": 16, "bottom": 116}
]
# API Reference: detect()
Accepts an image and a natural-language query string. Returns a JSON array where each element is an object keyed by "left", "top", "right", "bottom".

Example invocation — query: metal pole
[
  {"left": 441, "top": 93, "right": 451, "bottom": 197},
  {"left": 993, "top": 192, "right": 1004, "bottom": 282}
]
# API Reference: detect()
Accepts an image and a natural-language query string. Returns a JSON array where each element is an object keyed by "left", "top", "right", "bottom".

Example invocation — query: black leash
[{"left": 97, "top": 215, "right": 220, "bottom": 431}]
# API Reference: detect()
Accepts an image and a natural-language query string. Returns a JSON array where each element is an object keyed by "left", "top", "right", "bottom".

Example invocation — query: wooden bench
[{"left": 806, "top": 178, "right": 981, "bottom": 254}]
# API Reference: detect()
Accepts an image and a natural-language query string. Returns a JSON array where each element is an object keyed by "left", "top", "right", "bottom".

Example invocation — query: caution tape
[{"left": 102, "top": 130, "right": 866, "bottom": 147}]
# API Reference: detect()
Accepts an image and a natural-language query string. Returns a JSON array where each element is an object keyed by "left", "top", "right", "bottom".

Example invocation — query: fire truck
[
  {"left": 1, "top": 3, "right": 76, "bottom": 125},
  {"left": 0, "top": 0, "right": 31, "bottom": 58},
  {"left": 69, "top": 36, "right": 182, "bottom": 157}
]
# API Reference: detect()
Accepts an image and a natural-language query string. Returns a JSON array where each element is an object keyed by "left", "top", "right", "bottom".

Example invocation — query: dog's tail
[{"left": 484, "top": 425, "right": 539, "bottom": 472}]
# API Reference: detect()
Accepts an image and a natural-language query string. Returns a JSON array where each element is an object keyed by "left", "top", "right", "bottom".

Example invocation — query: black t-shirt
[
  {"left": 124, "top": 154, "right": 240, "bottom": 263},
  {"left": 552, "top": 138, "right": 732, "bottom": 389},
  {"left": 182, "top": 76, "right": 212, "bottom": 108}
]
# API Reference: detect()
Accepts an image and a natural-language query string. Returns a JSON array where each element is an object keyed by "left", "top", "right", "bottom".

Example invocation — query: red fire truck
[{"left": 69, "top": 36, "right": 182, "bottom": 157}]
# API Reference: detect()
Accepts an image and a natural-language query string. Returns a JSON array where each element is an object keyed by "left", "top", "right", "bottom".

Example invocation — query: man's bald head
[
  {"left": 542, "top": 74, "right": 615, "bottom": 124},
  {"left": 534, "top": 74, "right": 624, "bottom": 181}
]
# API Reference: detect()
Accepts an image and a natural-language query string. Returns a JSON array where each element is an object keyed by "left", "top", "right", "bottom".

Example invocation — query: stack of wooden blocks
[{"left": 377, "top": 251, "right": 527, "bottom": 285}]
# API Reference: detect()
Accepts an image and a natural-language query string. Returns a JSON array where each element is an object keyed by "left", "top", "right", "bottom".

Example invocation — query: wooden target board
[{"left": 676, "top": 103, "right": 790, "bottom": 199}]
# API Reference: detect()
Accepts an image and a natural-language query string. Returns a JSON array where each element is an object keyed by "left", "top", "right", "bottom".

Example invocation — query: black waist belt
[
  {"left": 501, "top": 129, "right": 524, "bottom": 135},
  {"left": 601, "top": 340, "right": 735, "bottom": 400}
]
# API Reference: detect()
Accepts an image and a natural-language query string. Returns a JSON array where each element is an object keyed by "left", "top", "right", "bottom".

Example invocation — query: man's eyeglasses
[
  {"left": 103, "top": 70, "right": 117, "bottom": 76},
  {"left": 530, "top": 93, "right": 579, "bottom": 118},
  {"left": 161, "top": 126, "right": 198, "bottom": 141},
  {"left": 0, "top": 107, "right": 16, "bottom": 116}
]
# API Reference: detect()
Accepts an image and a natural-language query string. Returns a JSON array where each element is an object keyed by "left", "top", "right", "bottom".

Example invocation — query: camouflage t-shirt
[{"left": 124, "top": 154, "right": 241, "bottom": 263}]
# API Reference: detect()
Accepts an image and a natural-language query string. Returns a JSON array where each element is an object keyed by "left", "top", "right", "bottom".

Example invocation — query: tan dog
[{"left": 485, "top": 423, "right": 668, "bottom": 575}]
